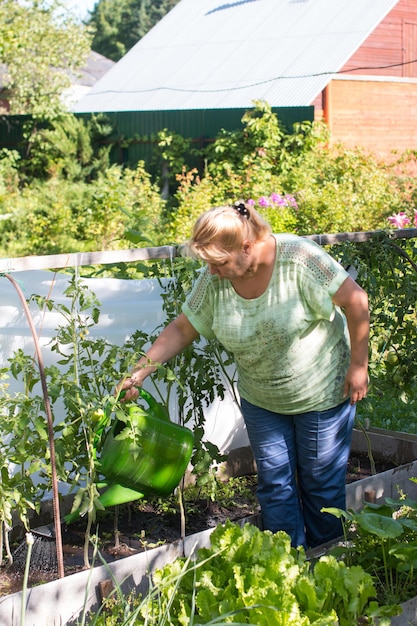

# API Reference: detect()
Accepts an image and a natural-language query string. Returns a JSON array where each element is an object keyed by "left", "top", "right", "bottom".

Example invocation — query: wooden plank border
[{"left": 1, "top": 229, "right": 416, "bottom": 273}]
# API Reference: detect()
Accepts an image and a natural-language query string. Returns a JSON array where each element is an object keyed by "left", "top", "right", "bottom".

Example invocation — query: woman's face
[{"left": 206, "top": 245, "right": 251, "bottom": 279}]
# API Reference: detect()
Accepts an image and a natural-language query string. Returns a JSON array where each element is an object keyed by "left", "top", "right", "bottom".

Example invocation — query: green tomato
[
  {"left": 386, "top": 351, "right": 399, "bottom": 366},
  {"left": 91, "top": 408, "right": 105, "bottom": 422},
  {"left": 393, "top": 373, "right": 403, "bottom": 385}
]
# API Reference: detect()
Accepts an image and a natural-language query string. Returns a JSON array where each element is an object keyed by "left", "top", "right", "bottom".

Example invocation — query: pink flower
[
  {"left": 387, "top": 212, "right": 411, "bottom": 228},
  {"left": 246, "top": 199, "right": 256, "bottom": 206},
  {"left": 270, "top": 193, "right": 283, "bottom": 204},
  {"left": 254, "top": 192, "right": 299, "bottom": 210},
  {"left": 414, "top": 209, "right": 417, "bottom": 227},
  {"left": 284, "top": 194, "right": 298, "bottom": 209},
  {"left": 258, "top": 196, "right": 270, "bottom": 207}
]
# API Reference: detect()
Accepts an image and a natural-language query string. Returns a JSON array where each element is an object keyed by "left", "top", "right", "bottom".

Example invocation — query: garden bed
[
  {"left": 0, "top": 451, "right": 392, "bottom": 597},
  {"left": 2, "top": 435, "right": 417, "bottom": 625}
]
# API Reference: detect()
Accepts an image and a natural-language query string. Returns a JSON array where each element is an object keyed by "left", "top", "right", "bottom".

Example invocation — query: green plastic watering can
[
  {"left": 34, "top": 389, "right": 194, "bottom": 536},
  {"left": 93, "top": 388, "right": 194, "bottom": 506}
]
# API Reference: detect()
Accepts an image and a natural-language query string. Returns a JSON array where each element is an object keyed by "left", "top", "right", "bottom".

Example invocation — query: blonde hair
[{"left": 184, "top": 203, "right": 272, "bottom": 264}]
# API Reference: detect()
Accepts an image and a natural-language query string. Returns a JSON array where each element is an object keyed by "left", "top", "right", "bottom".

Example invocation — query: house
[
  {"left": 62, "top": 51, "right": 115, "bottom": 109},
  {"left": 0, "top": 51, "right": 114, "bottom": 114},
  {"left": 73, "top": 0, "right": 417, "bottom": 160}
]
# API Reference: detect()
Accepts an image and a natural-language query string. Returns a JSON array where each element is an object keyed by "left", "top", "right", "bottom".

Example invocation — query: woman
[{"left": 118, "top": 202, "right": 369, "bottom": 549}]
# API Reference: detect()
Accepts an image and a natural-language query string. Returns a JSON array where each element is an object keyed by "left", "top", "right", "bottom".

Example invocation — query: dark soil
[{"left": 0, "top": 453, "right": 395, "bottom": 596}]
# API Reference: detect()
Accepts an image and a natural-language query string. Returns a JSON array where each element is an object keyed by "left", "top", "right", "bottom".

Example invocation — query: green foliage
[
  {"left": 0, "top": 162, "right": 165, "bottom": 256},
  {"left": 326, "top": 497, "right": 417, "bottom": 605},
  {"left": 0, "top": 178, "right": 92, "bottom": 256},
  {"left": 204, "top": 100, "right": 290, "bottom": 202},
  {"left": 357, "top": 393, "right": 417, "bottom": 433},
  {"left": 84, "top": 162, "right": 165, "bottom": 249},
  {"left": 0, "top": 366, "right": 44, "bottom": 536},
  {"left": 167, "top": 169, "right": 218, "bottom": 243},
  {"left": 0, "top": 0, "right": 92, "bottom": 116},
  {"left": 1, "top": 98, "right": 417, "bottom": 447},
  {"left": 0, "top": 149, "right": 20, "bottom": 203},
  {"left": 165, "top": 104, "right": 324, "bottom": 241},
  {"left": 137, "top": 521, "right": 394, "bottom": 625},
  {"left": 331, "top": 234, "right": 417, "bottom": 428},
  {"left": 20, "top": 114, "right": 114, "bottom": 182},
  {"left": 89, "top": 0, "right": 180, "bottom": 61},
  {"left": 0, "top": 257, "right": 232, "bottom": 549},
  {"left": 283, "top": 145, "right": 408, "bottom": 234},
  {"left": 2, "top": 99, "right": 417, "bottom": 259},
  {"left": 152, "top": 128, "right": 191, "bottom": 198},
  {"left": 170, "top": 101, "right": 417, "bottom": 240},
  {"left": 0, "top": 275, "right": 143, "bottom": 560}
]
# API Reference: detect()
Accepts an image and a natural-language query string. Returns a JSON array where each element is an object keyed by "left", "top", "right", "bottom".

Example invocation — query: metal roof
[
  {"left": 0, "top": 51, "right": 114, "bottom": 94},
  {"left": 73, "top": 0, "right": 400, "bottom": 113}
]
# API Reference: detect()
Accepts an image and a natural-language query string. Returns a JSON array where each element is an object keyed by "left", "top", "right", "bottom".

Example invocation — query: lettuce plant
[{"left": 139, "top": 521, "right": 397, "bottom": 625}]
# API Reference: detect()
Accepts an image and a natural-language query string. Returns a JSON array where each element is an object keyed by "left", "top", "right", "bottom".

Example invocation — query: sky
[{"left": 66, "top": 0, "right": 98, "bottom": 20}]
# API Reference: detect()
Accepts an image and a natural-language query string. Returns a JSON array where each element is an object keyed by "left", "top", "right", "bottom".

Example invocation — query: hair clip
[{"left": 233, "top": 202, "right": 250, "bottom": 218}]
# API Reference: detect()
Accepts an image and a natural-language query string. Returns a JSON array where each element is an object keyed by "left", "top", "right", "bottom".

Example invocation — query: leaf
[
  {"left": 388, "top": 540, "right": 417, "bottom": 562},
  {"left": 355, "top": 512, "right": 404, "bottom": 539},
  {"left": 124, "top": 229, "right": 153, "bottom": 245},
  {"left": 321, "top": 506, "right": 353, "bottom": 522},
  {"left": 385, "top": 496, "right": 417, "bottom": 509}
]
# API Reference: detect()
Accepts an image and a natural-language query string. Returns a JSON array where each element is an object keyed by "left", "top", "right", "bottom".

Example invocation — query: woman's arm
[
  {"left": 332, "top": 276, "right": 370, "bottom": 405},
  {"left": 118, "top": 312, "right": 200, "bottom": 400}
]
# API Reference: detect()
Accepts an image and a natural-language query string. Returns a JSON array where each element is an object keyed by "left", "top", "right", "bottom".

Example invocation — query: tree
[
  {"left": 0, "top": 0, "right": 92, "bottom": 117},
  {"left": 88, "top": 0, "right": 180, "bottom": 62}
]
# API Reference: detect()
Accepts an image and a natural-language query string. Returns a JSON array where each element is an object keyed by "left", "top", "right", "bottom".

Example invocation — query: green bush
[
  {"left": 0, "top": 162, "right": 165, "bottom": 256},
  {"left": 283, "top": 145, "right": 409, "bottom": 235},
  {"left": 2, "top": 101, "right": 417, "bottom": 257},
  {"left": 84, "top": 162, "right": 165, "bottom": 249},
  {"left": 169, "top": 102, "right": 417, "bottom": 240},
  {"left": 0, "top": 178, "right": 90, "bottom": 256},
  {"left": 21, "top": 114, "right": 113, "bottom": 182},
  {"left": 330, "top": 234, "right": 417, "bottom": 430}
]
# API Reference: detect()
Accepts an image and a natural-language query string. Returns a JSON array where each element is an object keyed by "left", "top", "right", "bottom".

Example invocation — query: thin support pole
[{"left": 3, "top": 274, "right": 65, "bottom": 579}]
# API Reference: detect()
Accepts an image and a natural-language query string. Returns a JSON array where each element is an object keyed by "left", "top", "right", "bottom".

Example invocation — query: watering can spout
[
  {"left": 96, "top": 483, "right": 145, "bottom": 508},
  {"left": 32, "top": 484, "right": 145, "bottom": 536},
  {"left": 60, "top": 483, "right": 145, "bottom": 526}
]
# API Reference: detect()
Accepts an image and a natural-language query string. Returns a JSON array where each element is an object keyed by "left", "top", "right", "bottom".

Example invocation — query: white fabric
[{"left": 0, "top": 271, "right": 248, "bottom": 462}]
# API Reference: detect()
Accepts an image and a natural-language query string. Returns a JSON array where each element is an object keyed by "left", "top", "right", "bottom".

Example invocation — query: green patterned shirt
[{"left": 182, "top": 234, "right": 351, "bottom": 413}]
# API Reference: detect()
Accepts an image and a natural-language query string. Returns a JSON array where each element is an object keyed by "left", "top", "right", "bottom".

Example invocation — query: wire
[{"left": 83, "top": 58, "right": 417, "bottom": 97}]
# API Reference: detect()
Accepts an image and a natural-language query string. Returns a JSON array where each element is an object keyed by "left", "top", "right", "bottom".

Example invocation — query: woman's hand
[
  {"left": 343, "top": 363, "right": 369, "bottom": 405},
  {"left": 114, "top": 313, "right": 199, "bottom": 401},
  {"left": 116, "top": 373, "right": 142, "bottom": 402}
]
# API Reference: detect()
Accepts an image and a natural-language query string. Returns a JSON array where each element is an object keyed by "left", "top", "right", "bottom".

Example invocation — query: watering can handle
[
  {"left": 97, "top": 388, "right": 169, "bottom": 433},
  {"left": 136, "top": 387, "right": 170, "bottom": 422},
  {"left": 93, "top": 388, "right": 170, "bottom": 452}
]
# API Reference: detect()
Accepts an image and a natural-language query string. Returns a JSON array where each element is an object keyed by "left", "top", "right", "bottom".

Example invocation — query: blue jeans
[{"left": 240, "top": 397, "right": 356, "bottom": 549}]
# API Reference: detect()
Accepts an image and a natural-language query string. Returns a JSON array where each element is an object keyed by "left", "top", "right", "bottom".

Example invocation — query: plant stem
[
  {"left": 114, "top": 505, "right": 120, "bottom": 549},
  {"left": 381, "top": 541, "right": 394, "bottom": 597},
  {"left": 84, "top": 512, "right": 93, "bottom": 569},
  {"left": 21, "top": 532, "right": 34, "bottom": 626},
  {"left": 178, "top": 482, "right": 186, "bottom": 541},
  {"left": 355, "top": 416, "right": 376, "bottom": 475},
  {"left": 4, "top": 523, "right": 12, "bottom": 566}
]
